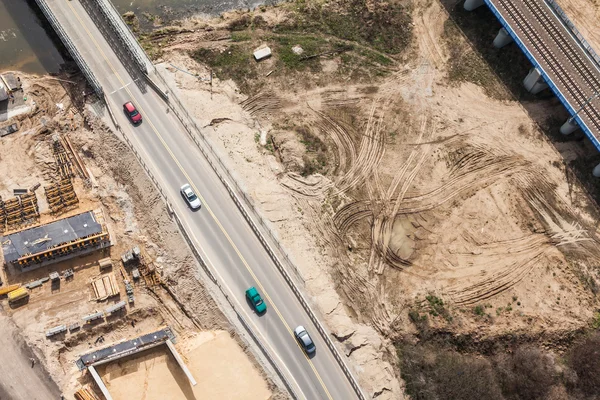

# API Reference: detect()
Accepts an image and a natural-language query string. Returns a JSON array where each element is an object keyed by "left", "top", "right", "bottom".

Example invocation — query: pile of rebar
[{"left": 44, "top": 178, "right": 79, "bottom": 215}]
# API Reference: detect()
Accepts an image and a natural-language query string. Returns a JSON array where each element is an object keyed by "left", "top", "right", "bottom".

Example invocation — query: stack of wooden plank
[
  {"left": 91, "top": 273, "right": 119, "bottom": 301},
  {"left": 75, "top": 388, "right": 101, "bottom": 400}
]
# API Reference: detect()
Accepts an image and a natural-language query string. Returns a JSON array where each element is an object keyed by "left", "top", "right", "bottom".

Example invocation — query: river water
[{"left": 0, "top": 0, "right": 254, "bottom": 74}]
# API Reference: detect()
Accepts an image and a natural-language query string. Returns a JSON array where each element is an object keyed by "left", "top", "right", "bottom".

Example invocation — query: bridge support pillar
[
  {"left": 464, "top": 0, "right": 485, "bottom": 11},
  {"left": 560, "top": 118, "right": 579, "bottom": 135},
  {"left": 593, "top": 163, "right": 600, "bottom": 178},
  {"left": 523, "top": 68, "right": 549, "bottom": 94},
  {"left": 493, "top": 28, "right": 513, "bottom": 48}
]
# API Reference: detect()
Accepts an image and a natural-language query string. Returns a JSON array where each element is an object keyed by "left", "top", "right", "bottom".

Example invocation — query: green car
[{"left": 245, "top": 286, "right": 267, "bottom": 314}]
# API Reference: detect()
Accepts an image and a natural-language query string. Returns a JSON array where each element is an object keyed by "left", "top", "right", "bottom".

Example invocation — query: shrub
[
  {"left": 399, "top": 344, "right": 503, "bottom": 400},
  {"left": 496, "top": 347, "right": 557, "bottom": 400},
  {"left": 568, "top": 333, "right": 600, "bottom": 396}
]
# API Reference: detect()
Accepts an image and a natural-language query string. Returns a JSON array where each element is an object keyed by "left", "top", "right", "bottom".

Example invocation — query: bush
[
  {"left": 568, "top": 334, "right": 600, "bottom": 396},
  {"left": 399, "top": 344, "right": 503, "bottom": 400},
  {"left": 496, "top": 347, "right": 557, "bottom": 400}
]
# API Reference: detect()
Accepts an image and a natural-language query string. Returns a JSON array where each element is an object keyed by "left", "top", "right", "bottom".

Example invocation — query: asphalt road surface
[{"left": 44, "top": 0, "right": 359, "bottom": 398}]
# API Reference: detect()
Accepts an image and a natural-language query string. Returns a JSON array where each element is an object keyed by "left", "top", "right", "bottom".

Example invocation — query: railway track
[{"left": 494, "top": 0, "right": 600, "bottom": 133}]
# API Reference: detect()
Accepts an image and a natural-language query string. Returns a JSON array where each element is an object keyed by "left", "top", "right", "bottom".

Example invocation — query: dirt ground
[
  {"left": 99, "top": 331, "right": 271, "bottom": 400},
  {"left": 133, "top": 0, "right": 600, "bottom": 397},
  {"left": 0, "top": 73, "right": 278, "bottom": 399}
]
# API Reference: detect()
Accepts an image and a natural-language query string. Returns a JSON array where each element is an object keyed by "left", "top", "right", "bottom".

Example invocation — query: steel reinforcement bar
[{"left": 33, "top": 0, "right": 103, "bottom": 97}]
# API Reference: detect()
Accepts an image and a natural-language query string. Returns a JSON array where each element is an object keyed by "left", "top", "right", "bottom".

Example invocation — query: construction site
[{"left": 0, "top": 73, "right": 274, "bottom": 399}]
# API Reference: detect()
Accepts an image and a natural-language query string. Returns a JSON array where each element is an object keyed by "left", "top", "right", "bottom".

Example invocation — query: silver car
[
  {"left": 294, "top": 325, "right": 316, "bottom": 355},
  {"left": 180, "top": 183, "right": 201, "bottom": 210}
]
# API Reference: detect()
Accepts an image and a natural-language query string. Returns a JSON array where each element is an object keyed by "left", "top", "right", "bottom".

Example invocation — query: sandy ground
[
  {"left": 100, "top": 331, "right": 271, "bottom": 400},
  {"left": 0, "top": 73, "right": 277, "bottom": 399},
  {"left": 143, "top": 0, "right": 600, "bottom": 397}
]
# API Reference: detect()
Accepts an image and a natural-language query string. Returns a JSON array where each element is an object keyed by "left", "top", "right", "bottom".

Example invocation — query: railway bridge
[{"left": 466, "top": 0, "right": 600, "bottom": 176}]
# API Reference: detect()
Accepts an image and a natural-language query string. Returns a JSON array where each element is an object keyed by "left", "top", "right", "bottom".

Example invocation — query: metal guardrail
[
  {"left": 484, "top": 0, "right": 600, "bottom": 153},
  {"left": 101, "top": 93, "right": 299, "bottom": 399},
  {"left": 33, "top": 0, "right": 103, "bottom": 97},
  {"left": 92, "top": 0, "right": 148, "bottom": 73},
  {"left": 544, "top": 0, "right": 600, "bottom": 71}
]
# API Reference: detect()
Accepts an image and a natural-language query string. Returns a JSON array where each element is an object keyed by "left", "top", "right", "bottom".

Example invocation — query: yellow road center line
[{"left": 66, "top": 3, "right": 333, "bottom": 398}]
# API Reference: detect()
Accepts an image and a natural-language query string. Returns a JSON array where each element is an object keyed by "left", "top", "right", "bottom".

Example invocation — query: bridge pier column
[
  {"left": 560, "top": 118, "right": 579, "bottom": 135},
  {"left": 523, "top": 68, "right": 549, "bottom": 94},
  {"left": 493, "top": 28, "right": 514, "bottom": 48},
  {"left": 464, "top": 0, "right": 485, "bottom": 11},
  {"left": 593, "top": 163, "right": 600, "bottom": 178}
]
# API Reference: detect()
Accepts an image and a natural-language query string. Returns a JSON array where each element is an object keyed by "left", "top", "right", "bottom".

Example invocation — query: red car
[{"left": 123, "top": 101, "right": 142, "bottom": 124}]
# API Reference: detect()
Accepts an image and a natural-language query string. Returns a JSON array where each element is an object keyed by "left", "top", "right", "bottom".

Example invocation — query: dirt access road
[{"left": 0, "top": 308, "right": 61, "bottom": 400}]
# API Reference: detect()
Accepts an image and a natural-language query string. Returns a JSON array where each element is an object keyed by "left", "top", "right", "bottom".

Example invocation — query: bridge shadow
[
  {"left": 444, "top": 0, "right": 600, "bottom": 206},
  {"left": 79, "top": 0, "right": 149, "bottom": 96}
]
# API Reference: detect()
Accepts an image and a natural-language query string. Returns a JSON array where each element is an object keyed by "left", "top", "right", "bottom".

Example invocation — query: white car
[
  {"left": 180, "top": 183, "right": 201, "bottom": 210},
  {"left": 294, "top": 325, "right": 316, "bottom": 355}
]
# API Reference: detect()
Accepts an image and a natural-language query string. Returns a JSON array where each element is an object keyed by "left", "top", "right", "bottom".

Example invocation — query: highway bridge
[
  {"left": 466, "top": 0, "right": 600, "bottom": 176},
  {"left": 30, "top": 0, "right": 364, "bottom": 399}
]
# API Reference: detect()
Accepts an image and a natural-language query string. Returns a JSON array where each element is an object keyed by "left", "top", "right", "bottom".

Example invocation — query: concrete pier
[
  {"left": 493, "top": 28, "right": 514, "bottom": 48},
  {"left": 523, "top": 68, "right": 549, "bottom": 94},
  {"left": 464, "top": 0, "right": 485, "bottom": 11},
  {"left": 560, "top": 118, "right": 579, "bottom": 135},
  {"left": 593, "top": 163, "right": 600, "bottom": 178}
]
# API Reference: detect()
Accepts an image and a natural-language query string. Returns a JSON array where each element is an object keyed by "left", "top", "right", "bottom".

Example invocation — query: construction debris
[{"left": 91, "top": 273, "right": 119, "bottom": 301}]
